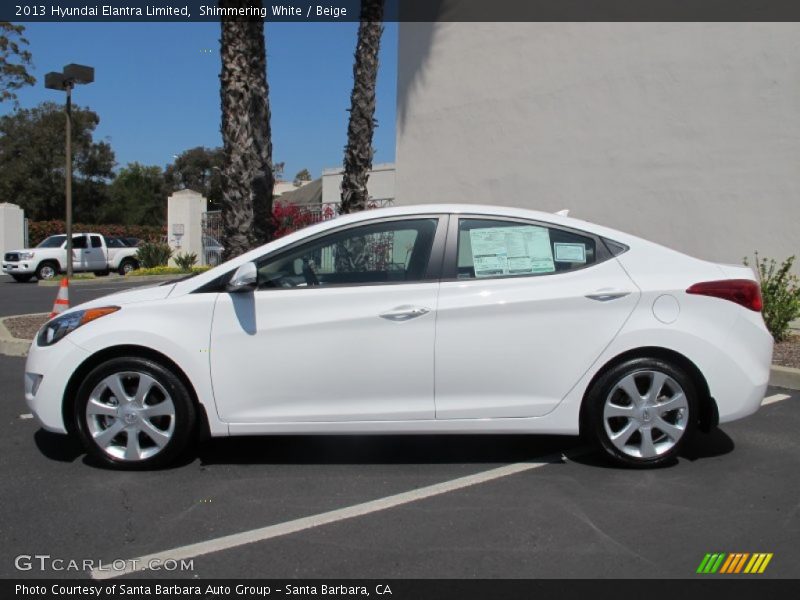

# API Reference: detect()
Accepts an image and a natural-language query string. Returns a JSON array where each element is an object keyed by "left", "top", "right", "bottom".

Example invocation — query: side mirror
[{"left": 226, "top": 262, "right": 257, "bottom": 293}]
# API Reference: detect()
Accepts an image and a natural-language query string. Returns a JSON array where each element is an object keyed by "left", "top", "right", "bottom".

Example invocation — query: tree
[
  {"left": 218, "top": 0, "right": 275, "bottom": 259},
  {"left": 293, "top": 168, "right": 312, "bottom": 185},
  {"left": 0, "top": 102, "right": 115, "bottom": 221},
  {"left": 273, "top": 161, "right": 285, "bottom": 181},
  {"left": 339, "top": 0, "right": 384, "bottom": 214},
  {"left": 0, "top": 22, "right": 35, "bottom": 107},
  {"left": 164, "top": 146, "right": 223, "bottom": 210},
  {"left": 105, "top": 163, "right": 166, "bottom": 226}
]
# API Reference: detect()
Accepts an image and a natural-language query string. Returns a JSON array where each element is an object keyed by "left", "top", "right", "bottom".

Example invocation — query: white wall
[
  {"left": 396, "top": 22, "right": 800, "bottom": 269},
  {"left": 322, "top": 163, "right": 396, "bottom": 205},
  {"left": 0, "top": 203, "right": 25, "bottom": 254},
  {"left": 166, "top": 189, "right": 206, "bottom": 267}
]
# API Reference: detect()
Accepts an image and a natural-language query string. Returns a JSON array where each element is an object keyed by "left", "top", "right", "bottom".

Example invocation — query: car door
[
  {"left": 434, "top": 216, "right": 639, "bottom": 419},
  {"left": 209, "top": 215, "right": 446, "bottom": 423},
  {"left": 86, "top": 235, "right": 107, "bottom": 270},
  {"left": 71, "top": 235, "right": 89, "bottom": 271}
]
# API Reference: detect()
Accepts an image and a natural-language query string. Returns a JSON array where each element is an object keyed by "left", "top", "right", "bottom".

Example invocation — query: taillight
[{"left": 686, "top": 279, "right": 762, "bottom": 312}]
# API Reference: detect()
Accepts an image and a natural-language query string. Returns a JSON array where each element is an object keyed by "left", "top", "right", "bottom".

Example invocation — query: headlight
[
  {"left": 19, "top": 252, "right": 34, "bottom": 260},
  {"left": 37, "top": 307, "right": 120, "bottom": 346}
]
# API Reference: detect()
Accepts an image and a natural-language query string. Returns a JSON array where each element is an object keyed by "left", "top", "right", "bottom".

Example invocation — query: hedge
[{"left": 28, "top": 220, "right": 165, "bottom": 247}]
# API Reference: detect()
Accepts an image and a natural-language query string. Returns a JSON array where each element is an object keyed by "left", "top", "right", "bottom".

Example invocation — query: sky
[{"left": 1, "top": 21, "right": 398, "bottom": 181}]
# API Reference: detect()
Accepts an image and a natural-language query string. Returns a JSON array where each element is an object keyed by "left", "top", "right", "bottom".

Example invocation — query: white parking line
[
  {"left": 90, "top": 453, "right": 568, "bottom": 580},
  {"left": 762, "top": 393, "right": 791, "bottom": 406}
]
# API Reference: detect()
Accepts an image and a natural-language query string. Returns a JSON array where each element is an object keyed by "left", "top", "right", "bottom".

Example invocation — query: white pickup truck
[{"left": 2, "top": 233, "right": 140, "bottom": 282}]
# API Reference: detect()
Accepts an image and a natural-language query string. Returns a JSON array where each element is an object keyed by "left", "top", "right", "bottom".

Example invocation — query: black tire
[
  {"left": 74, "top": 357, "right": 196, "bottom": 470},
  {"left": 11, "top": 274, "right": 33, "bottom": 283},
  {"left": 94, "top": 269, "right": 110, "bottom": 277},
  {"left": 35, "top": 261, "right": 59, "bottom": 281},
  {"left": 118, "top": 258, "right": 138, "bottom": 276},
  {"left": 584, "top": 357, "right": 697, "bottom": 468}
]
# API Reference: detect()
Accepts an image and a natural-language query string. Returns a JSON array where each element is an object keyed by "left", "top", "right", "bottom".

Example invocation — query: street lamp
[{"left": 45, "top": 64, "right": 94, "bottom": 279}]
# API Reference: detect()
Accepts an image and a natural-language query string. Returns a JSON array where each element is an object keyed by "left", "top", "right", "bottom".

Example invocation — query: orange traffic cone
[{"left": 49, "top": 277, "right": 70, "bottom": 319}]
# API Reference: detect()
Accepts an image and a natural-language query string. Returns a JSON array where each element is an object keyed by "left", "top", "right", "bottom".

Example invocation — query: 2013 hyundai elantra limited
[{"left": 24, "top": 204, "right": 773, "bottom": 469}]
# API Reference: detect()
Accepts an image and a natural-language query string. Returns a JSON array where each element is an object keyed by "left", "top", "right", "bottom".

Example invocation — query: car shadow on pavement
[
  {"left": 196, "top": 434, "right": 582, "bottom": 466},
  {"left": 32, "top": 428, "right": 734, "bottom": 470},
  {"left": 34, "top": 429, "right": 84, "bottom": 462},
  {"left": 567, "top": 427, "right": 735, "bottom": 469}
]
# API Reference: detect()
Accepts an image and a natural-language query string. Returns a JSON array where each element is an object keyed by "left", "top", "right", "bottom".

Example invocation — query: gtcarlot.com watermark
[{"left": 14, "top": 553, "right": 194, "bottom": 573}]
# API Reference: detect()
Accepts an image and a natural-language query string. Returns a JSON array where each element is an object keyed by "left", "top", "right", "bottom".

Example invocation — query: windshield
[{"left": 37, "top": 235, "right": 66, "bottom": 248}]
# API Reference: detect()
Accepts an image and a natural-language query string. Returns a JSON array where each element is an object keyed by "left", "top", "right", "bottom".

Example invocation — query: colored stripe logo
[{"left": 696, "top": 553, "right": 773, "bottom": 574}]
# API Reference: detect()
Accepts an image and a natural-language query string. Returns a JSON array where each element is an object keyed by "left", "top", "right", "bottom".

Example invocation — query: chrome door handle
[
  {"left": 585, "top": 291, "right": 631, "bottom": 302},
  {"left": 379, "top": 305, "right": 431, "bottom": 321}
]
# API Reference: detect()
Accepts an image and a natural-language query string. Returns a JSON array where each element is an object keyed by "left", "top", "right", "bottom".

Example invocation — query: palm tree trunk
[
  {"left": 219, "top": 0, "right": 275, "bottom": 259},
  {"left": 339, "top": 0, "right": 384, "bottom": 215}
]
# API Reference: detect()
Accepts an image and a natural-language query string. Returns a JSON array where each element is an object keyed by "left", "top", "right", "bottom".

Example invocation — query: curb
[
  {"left": 0, "top": 316, "right": 34, "bottom": 357},
  {"left": 769, "top": 365, "right": 800, "bottom": 391},
  {"left": 37, "top": 274, "right": 188, "bottom": 287}
]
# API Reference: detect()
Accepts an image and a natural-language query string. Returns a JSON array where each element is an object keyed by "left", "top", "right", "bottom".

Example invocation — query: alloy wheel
[
  {"left": 602, "top": 370, "right": 689, "bottom": 459},
  {"left": 85, "top": 371, "right": 176, "bottom": 461}
]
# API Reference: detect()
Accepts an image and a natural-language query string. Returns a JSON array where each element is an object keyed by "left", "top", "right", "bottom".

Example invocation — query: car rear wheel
[
  {"left": 74, "top": 357, "right": 196, "bottom": 469},
  {"left": 35, "top": 261, "right": 58, "bottom": 281},
  {"left": 585, "top": 358, "right": 697, "bottom": 468}
]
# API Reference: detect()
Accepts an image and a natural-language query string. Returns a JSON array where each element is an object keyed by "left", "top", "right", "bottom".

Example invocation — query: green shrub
[
  {"left": 127, "top": 265, "right": 211, "bottom": 277},
  {"left": 136, "top": 242, "right": 172, "bottom": 268},
  {"left": 744, "top": 253, "right": 800, "bottom": 342},
  {"left": 174, "top": 252, "right": 198, "bottom": 272}
]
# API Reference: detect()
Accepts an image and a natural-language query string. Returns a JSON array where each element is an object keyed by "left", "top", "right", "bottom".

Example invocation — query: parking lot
[{"left": 1, "top": 274, "right": 798, "bottom": 579}]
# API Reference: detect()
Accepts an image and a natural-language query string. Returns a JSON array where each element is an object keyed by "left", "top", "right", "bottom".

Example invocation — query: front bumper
[
  {"left": 3, "top": 262, "right": 35, "bottom": 275},
  {"left": 24, "top": 335, "right": 90, "bottom": 434}
]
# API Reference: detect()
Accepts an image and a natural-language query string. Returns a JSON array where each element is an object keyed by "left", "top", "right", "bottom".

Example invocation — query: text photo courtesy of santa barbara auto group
[{"left": 0, "top": 1, "right": 799, "bottom": 599}]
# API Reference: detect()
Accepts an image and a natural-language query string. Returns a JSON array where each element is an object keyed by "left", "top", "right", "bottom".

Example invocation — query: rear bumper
[{"left": 711, "top": 313, "right": 773, "bottom": 424}]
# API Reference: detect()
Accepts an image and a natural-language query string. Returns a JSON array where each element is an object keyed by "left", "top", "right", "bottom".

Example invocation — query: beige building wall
[{"left": 396, "top": 22, "right": 800, "bottom": 269}]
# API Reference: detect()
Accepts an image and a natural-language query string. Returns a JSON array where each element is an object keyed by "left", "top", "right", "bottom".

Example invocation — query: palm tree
[
  {"left": 339, "top": 0, "right": 385, "bottom": 214},
  {"left": 218, "top": 0, "right": 275, "bottom": 259}
]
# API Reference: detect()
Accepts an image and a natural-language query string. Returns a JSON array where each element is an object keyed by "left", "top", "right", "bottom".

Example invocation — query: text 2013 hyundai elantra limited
[{"left": 24, "top": 205, "right": 773, "bottom": 469}]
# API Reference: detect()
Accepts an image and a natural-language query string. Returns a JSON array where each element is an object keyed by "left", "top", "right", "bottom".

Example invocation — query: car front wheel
[
  {"left": 74, "top": 357, "right": 196, "bottom": 469},
  {"left": 585, "top": 358, "right": 697, "bottom": 468},
  {"left": 36, "top": 261, "right": 58, "bottom": 281}
]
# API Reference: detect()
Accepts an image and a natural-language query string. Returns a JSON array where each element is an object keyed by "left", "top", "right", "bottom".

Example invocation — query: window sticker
[
  {"left": 553, "top": 242, "right": 587, "bottom": 263},
  {"left": 469, "top": 226, "right": 555, "bottom": 278}
]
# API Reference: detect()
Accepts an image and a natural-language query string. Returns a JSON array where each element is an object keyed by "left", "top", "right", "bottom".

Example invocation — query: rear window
[{"left": 456, "top": 219, "right": 598, "bottom": 280}]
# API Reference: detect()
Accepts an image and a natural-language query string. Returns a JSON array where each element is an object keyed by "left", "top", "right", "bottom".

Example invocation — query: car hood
[{"left": 74, "top": 283, "right": 176, "bottom": 310}]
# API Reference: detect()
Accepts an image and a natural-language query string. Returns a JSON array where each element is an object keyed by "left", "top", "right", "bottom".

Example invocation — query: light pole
[{"left": 44, "top": 64, "right": 94, "bottom": 279}]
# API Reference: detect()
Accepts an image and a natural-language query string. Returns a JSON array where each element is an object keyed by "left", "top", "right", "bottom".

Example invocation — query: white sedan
[{"left": 24, "top": 204, "right": 773, "bottom": 469}]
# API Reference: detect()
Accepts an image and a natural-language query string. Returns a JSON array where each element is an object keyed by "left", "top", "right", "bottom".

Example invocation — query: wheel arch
[
  {"left": 62, "top": 344, "right": 211, "bottom": 440},
  {"left": 579, "top": 346, "right": 718, "bottom": 436},
  {"left": 36, "top": 258, "right": 61, "bottom": 276}
]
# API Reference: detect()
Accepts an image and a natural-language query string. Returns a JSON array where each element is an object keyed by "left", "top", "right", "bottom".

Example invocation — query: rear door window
[{"left": 455, "top": 218, "right": 599, "bottom": 280}]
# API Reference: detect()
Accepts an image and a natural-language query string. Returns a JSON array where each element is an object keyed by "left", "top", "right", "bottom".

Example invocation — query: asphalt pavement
[
  {"left": 0, "top": 273, "right": 159, "bottom": 318},
  {"left": 0, "top": 344, "right": 797, "bottom": 578}
]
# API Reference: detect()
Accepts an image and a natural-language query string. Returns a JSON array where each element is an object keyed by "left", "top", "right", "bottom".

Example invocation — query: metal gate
[{"left": 201, "top": 210, "right": 223, "bottom": 266}]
